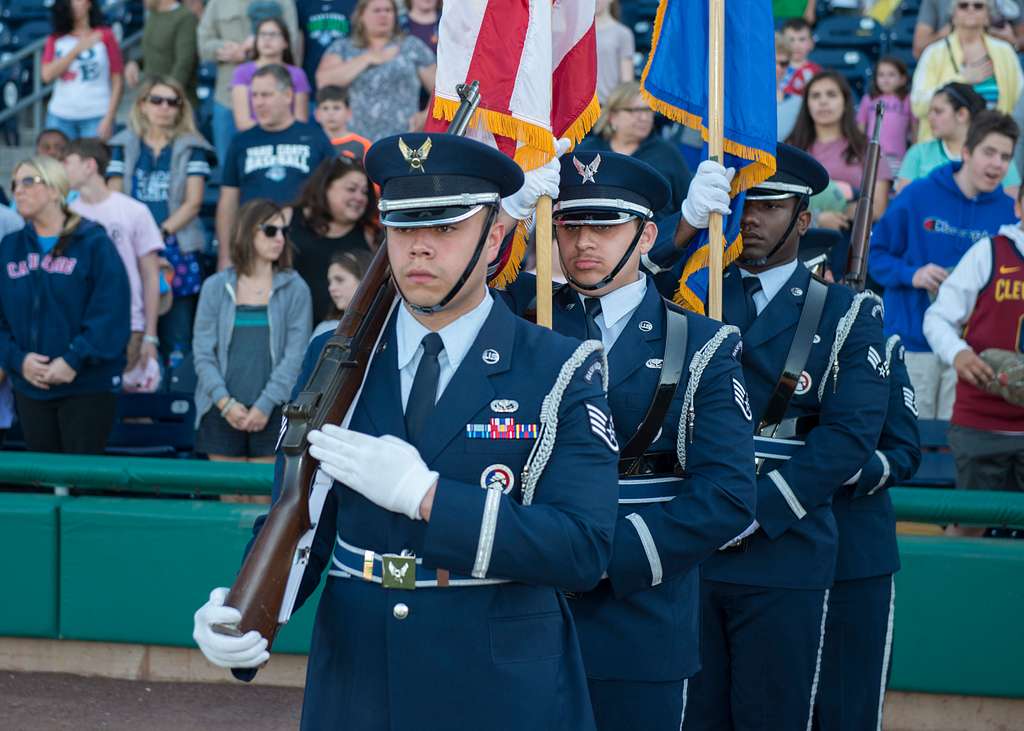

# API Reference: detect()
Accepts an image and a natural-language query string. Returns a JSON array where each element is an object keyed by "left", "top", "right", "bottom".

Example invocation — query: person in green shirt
[
  {"left": 124, "top": 0, "right": 200, "bottom": 110},
  {"left": 897, "top": 82, "right": 1020, "bottom": 196},
  {"left": 773, "top": 0, "right": 815, "bottom": 24}
]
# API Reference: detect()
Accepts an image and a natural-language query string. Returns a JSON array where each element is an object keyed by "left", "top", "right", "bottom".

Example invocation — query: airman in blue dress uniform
[
  {"left": 668, "top": 145, "right": 890, "bottom": 731},
  {"left": 814, "top": 333, "right": 921, "bottom": 731},
  {"left": 193, "top": 133, "right": 622, "bottom": 731},
  {"left": 501, "top": 150, "right": 756, "bottom": 729}
]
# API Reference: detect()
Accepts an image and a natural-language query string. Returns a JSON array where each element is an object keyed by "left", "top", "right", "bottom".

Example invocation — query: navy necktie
[
  {"left": 584, "top": 297, "right": 603, "bottom": 342},
  {"left": 741, "top": 276, "right": 763, "bottom": 331},
  {"left": 405, "top": 332, "right": 444, "bottom": 443}
]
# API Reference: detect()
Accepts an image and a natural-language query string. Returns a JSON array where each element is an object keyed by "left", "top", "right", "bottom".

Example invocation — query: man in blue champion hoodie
[
  {"left": 0, "top": 156, "right": 130, "bottom": 454},
  {"left": 870, "top": 110, "right": 1018, "bottom": 419}
]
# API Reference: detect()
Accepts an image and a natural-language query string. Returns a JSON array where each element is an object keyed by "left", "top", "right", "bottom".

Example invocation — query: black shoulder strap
[
  {"left": 619, "top": 302, "right": 689, "bottom": 466},
  {"left": 758, "top": 277, "right": 829, "bottom": 430}
]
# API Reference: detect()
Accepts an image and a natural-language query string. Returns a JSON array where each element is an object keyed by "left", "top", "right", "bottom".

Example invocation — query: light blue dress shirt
[
  {"left": 395, "top": 291, "right": 495, "bottom": 410},
  {"left": 577, "top": 274, "right": 648, "bottom": 352},
  {"left": 739, "top": 259, "right": 800, "bottom": 314}
]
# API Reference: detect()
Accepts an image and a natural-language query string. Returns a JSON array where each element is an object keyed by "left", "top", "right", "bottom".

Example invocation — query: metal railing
[{"left": 0, "top": 28, "right": 142, "bottom": 138}]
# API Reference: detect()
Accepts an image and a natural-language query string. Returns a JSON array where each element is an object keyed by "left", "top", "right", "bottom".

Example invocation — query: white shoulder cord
[
  {"left": 676, "top": 325, "right": 740, "bottom": 471},
  {"left": 520, "top": 339, "right": 607, "bottom": 506}
]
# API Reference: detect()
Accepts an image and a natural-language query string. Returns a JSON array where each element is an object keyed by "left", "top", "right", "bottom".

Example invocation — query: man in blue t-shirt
[
  {"left": 298, "top": 0, "right": 355, "bottom": 92},
  {"left": 216, "top": 63, "right": 335, "bottom": 270}
]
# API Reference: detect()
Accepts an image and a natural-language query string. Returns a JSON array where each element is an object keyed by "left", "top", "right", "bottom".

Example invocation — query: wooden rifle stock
[
  {"left": 843, "top": 102, "right": 884, "bottom": 293},
  {"left": 216, "top": 247, "right": 394, "bottom": 645},
  {"left": 214, "top": 82, "right": 482, "bottom": 653}
]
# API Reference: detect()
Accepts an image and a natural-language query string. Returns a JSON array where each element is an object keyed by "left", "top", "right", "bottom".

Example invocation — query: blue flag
[{"left": 641, "top": 0, "right": 777, "bottom": 313}]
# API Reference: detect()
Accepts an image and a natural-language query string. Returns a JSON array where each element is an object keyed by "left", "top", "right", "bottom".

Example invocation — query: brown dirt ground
[{"left": 0, "top": 672, "right": 303, "bottom": 730}]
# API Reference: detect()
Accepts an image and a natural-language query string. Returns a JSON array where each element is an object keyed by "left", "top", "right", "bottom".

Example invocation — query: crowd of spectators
[
  {"left": 772, "top": 0, "right": 1024, "bottom": 492},
  {"left": 0, "top": 0, "right": 1019, "bottom": 493}
]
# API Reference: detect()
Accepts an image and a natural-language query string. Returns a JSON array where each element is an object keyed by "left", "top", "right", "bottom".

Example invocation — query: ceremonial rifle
[
  {"left": 843, "top": 102, "right": 884, "bottom": 293},
  {"left": 213, "top": 82, "right": 482, "bottom": 651}
]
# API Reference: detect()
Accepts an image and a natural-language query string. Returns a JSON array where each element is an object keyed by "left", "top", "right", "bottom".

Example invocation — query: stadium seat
[
  {"left": 900, "top": 0, "right": 923, "bottom": 17},
  {"left": 906, "top": 451, "right": 957, "bottom": 488},
  {"left": 917, "top": 419, "right": 950, "bottom": 449},
  {"left": 620, "top": 0, "right": 659, "bottom": 29},
  {"left": 814, "top": 15, "right": 885, "bottom": 56},
  {"left": 106, "top": 393, "right": 196, "bottom": 458},
  {"left": 906, "top": 420, "right": 957, "bottom": 488},
  {"left": 886, "top": 14, "right": 918, "bottom": 48},
  {"left": 808, "top": 48, "right": 872, "bottom": 95},
  {"left": 167, "top": 352, "right": 198, "bottom": 395},
  {"left": 632, "top": 19, "right": 654, "bottom": 53},
  {"left": 9, "top": 20, "right": 50, "bottom": 50}
]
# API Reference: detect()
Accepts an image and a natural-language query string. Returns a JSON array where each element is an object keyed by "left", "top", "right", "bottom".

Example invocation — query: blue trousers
[
  {"left": 588, "top": 677, "right": 688, "bottom": 731},
  {"left": 813, "top": 575, "right": 896, "bottom": 731},
  {"left": 684, "top": 580, "right": 829, "bottom": 731}
]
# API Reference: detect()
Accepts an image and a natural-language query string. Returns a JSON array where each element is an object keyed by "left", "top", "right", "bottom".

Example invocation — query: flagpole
[
  {"left": 706, "top": 0, "right": 726, "bottom": 321},
  {"left": 535, "top": 196, "right": 553, "bottom": 328}
]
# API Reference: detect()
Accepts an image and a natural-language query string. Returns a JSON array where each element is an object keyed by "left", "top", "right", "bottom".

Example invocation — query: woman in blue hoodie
[{"left": 0, "top": 155, "right": 130, "bottom": 453}]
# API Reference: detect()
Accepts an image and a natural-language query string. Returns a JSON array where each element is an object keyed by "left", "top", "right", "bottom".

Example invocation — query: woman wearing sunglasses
[
  {"left": 0, "top": 156, "right": 130, "bottom": 454},
  {"left": 911, "top": 0, "right": 1024, "bottom": 142},
  {"left": 192, "top": 199, "right": 311, "bottom": 468},
  {"left": 107, "top": 75, "right": 215, "bottom": 370}
]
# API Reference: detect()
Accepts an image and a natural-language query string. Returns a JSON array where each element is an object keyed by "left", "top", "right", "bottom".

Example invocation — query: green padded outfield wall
[
  {"left": 58, "top": 497, "right": 322, "bottom": 655},
  {"left": 0, "top": 494, "right": 60, "bottom": 638},
  {"left": 890, "top": 536, "right": 1024, "bottom": 698},
  {"left": 3, "top": 490, "right": 1024, "bottom": 698}
]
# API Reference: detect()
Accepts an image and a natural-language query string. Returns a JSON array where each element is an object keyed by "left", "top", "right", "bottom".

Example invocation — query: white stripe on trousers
[
  {"left": 678, "top": 678, "right": 688, "bottom": 731},
  {"left": 876, "top": 577, "right": 896, "bottom": 731},
  {"left": 805, "top": 589, "right": 831, "bottom": 731}
]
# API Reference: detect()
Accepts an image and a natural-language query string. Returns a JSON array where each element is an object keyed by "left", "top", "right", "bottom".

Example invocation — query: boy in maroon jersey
[{"left": 924, "top": 188, "right": 1024, "bottom": 497}]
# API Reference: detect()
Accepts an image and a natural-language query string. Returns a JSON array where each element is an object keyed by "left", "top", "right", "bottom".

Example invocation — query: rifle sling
[
  {"left": 619, "top": 303, "right": 689, "bottom": 468},
  {"left": 757, "top": 277, "right": 828, "bottom": 431}
]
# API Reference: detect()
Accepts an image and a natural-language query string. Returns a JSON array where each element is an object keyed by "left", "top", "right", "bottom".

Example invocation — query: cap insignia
[
  {"left": 398, "top": 136, "right": 432, "bottom": 172},
  {"left": 573, "top": 154, "right": 601, "bottom": 184}
]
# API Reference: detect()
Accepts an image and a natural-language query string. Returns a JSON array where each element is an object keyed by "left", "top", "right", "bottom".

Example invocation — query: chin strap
[
  {"left": 739, "top": 195, "right": 808, "bottom": 267},
  {"left": 560, "top": 218, "right": 649, "bottom": 292},
  {"left": 394, "top": 205, "right": 499, "bottom": 315}
]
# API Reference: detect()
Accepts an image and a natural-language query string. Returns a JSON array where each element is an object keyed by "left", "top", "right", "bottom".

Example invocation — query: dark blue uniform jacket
[
  {"left": 503, "top": 274, "right": 755, "bottom": 682},
  {"left": 703, "top": 264, "right": 888, "bottom": 590},
  {"left": 832, "top": 334, "right": 921, "bottom": 581},
  {"left": 263, "top": 294, "right": 620, "bottom": 731}
]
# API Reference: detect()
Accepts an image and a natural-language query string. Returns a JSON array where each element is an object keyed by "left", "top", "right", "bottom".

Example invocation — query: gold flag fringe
[
  {"left": 672, "top": 234, "right": 744, "bottom": 315},
  {"left": 488, "top": 220, "right": 531, "bottom": 289}
]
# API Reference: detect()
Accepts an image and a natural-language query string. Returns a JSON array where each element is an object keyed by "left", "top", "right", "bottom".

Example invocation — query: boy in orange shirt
[{"left": 315, "top": 85, "right": 371, "bottom": 164}]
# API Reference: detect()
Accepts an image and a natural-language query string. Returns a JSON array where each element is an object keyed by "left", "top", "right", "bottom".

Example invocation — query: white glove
[
  {"left": 680, "top": 160, "right": 736, "bottom": 229},
  {"left": 500, "top": 137, "right": 572, "bottom": 220},
  {"left": 307, "top": 425, "right": 439, "bottom": 520},
  {"left": 719, "top": 520, "right": 759, "bottom": 550},
  {"left": 192, "top": 587, "right": 269, "bottom": 669}
]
